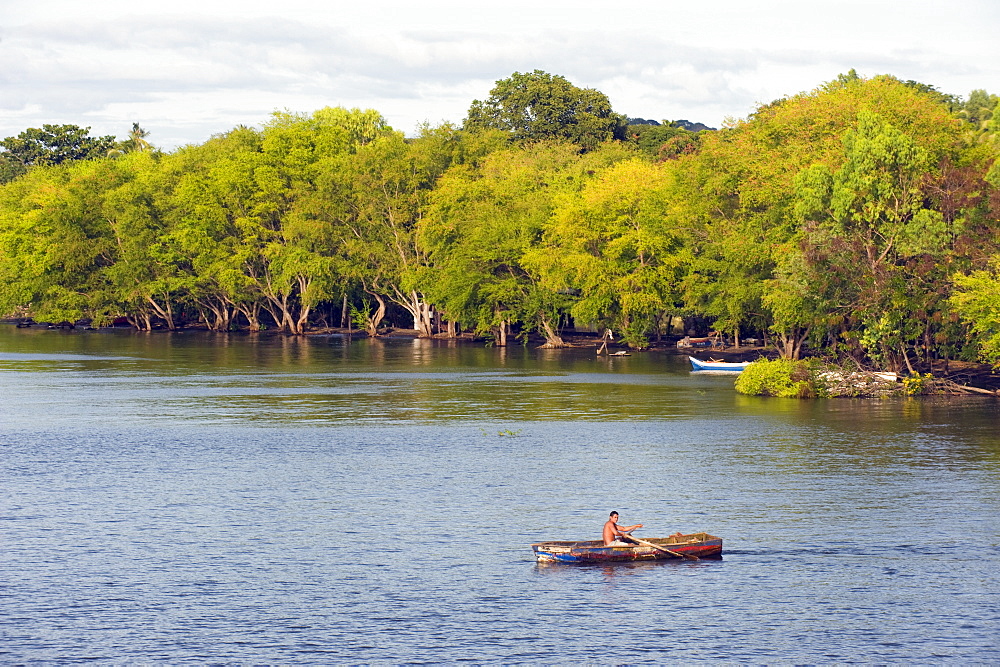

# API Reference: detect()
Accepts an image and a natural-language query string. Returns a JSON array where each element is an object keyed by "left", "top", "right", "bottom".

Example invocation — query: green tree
[
  {"left": 626, "top": 122, "right": 700, "bottom": 159},
  {"left": 951, "top": 258, "right": 1000, "bottom": 366},
  {"left": 0, "top": 157, "right": 125, "bottom": 323},
  {"left": 525, "top": 157, "right": 683, "bottom": 347},
  {"left": 119, "top": 123, "right": 153, "bottom": 154},
  {"left": 960, "top": 89, "right": 998, "bottom": 129},
  {"left": 336, "top": 127, "right": 460, "bottom": 337},
  {"left": 464, "top": 70, "right": 628, "bottom": 151},
  {"left": 676, "top": 73, "right": 963, "bottom": 360},
  {"left": 420, "top": 142, "right": 592, "bottom": 346},
  {"left": 958, "top": 89, "right": 1000, "bottom": 146},
  {"left": 157, "top": 126, "right": 268, "bottom": 330},
  {"left": 791, "top": 111, "right": 957, "bottom": 369},
  {"left": 248, "top": 107, "right": 390, "bottom": 333},
  {"left": 0, "top": 154, "right": 27, "bottom": 183},
  {"left": 0, "top": 124, "right": 117, "bottom": 183}
]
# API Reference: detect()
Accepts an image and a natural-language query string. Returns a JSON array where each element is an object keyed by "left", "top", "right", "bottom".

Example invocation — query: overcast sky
[{"left": 2, "top": 0, "right": 998, "bottom": 149}]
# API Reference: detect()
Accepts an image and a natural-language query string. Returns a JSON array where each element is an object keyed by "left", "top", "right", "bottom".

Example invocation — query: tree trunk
[
  {"left": 262, "top": 293, "right": 297, "bottom": 333},
  {"left": 292, "top": 275, "right": 313, "bottom": 334},
  {"left": 539, "top": 317, "right": 566, "bottom": 348},
  {"left": 497, "top": 319, "right": 509, "bottom": 347},
  {"left": 774, "top": 327, "right": 808, "bottom": 360},
  {"left": 294, "top": 305, "right": 311, "bottom": 335},
  {"left": 417, "top": 300, "right": 433, "bottom": 337},
  {"left": 145, "top": 295, "right": 176, "bottom": 330},
  {"left": 792, "top": 335, "right": 804, "bottom": 360},
  {"left": 239, "top": 302, "right": 263, "bottom": 331},
  {"left": 900, "top": 343, "right": 916, "bottom": 375},
  {"left": 777, "top": 334, "right": 793, "bottom": 359},
  {"left": 363, "top": 291, "right": 387, "bottom": 336},
  {"left": 391, "top": 288, "right": 434, "bottom": 336},
  {"left": 127, "top": 310, "right": 153, "bottom": 331},
  {"left": 197, "top": 297, "right": 233, "bottom": 331}
]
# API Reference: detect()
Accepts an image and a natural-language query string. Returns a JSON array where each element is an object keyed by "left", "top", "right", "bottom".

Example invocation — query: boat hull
[
  {"left": 689, "top": 356, "right": 750, "bottom": 372},
  {"left": 532, "top": 532, "right": 723, "bottom": 563}
]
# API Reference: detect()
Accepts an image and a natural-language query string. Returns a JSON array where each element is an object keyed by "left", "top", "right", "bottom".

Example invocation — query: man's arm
[{"left": 617, "top": 523, "right": 643, "bottom": 535}]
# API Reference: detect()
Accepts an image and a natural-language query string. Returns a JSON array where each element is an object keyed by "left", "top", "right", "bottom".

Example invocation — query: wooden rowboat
[
  {"left": 532, "top": 532, "right": 722, "bottom": 563},
  {"left": 676, "top": 335, "right": 721, "bottom": 348},
  {"left": 689, "top": 356, "right": 750, "bottom": 372}
]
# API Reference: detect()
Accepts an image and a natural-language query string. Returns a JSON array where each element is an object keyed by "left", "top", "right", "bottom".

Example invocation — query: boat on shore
[
  {"left": 689, "top": 356, "right": 751, "bottom": 372},
  {"left": 532, "top": 532, "right": 722, "bottom": 563},
  {"left": 676, "top": 335, "right": 722, "bottom": 348}
]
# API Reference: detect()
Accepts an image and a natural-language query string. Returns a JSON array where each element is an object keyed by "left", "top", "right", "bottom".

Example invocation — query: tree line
[{"left": 2, "top": 70, "right": 1000, "bottom": 371}]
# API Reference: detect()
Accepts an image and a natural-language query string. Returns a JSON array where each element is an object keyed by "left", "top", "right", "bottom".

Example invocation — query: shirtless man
[{"left": 603, "top": 511, "right": 643, "bottom": 546}]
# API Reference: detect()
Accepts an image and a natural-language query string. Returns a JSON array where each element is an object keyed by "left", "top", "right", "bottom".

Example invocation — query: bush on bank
[
  {"left": 735, "top": 359, "right": 817, "bottom": 398},
  {"left": 735, "top": 360, "right": 965, "bottom": 398}
]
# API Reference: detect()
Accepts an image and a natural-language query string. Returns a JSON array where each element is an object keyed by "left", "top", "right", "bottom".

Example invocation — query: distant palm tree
[{"left": 122, "top": 123, "right": 152, "bottom": 153}]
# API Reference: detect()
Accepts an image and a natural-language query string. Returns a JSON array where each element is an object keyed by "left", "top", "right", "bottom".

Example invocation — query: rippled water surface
[{"left": 2, "top": 326, "right": 999, "bottom": 663}]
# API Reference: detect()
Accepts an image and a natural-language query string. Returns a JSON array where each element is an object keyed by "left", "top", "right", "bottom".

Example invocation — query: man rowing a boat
[{"left": 603, "top": 511, "right": 643, "bottom": 546}]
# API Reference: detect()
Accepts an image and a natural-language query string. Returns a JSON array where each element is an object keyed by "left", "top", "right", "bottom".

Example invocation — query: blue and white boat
[{"left": 689, "top": 356, "right": 751, "bottom": 372}]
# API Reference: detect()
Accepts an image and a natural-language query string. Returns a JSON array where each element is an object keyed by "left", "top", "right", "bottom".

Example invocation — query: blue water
[{"left": 1, "top": 327, "right": 999, "bottom": 662}]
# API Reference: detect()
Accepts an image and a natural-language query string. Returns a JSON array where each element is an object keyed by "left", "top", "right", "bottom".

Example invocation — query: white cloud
[{"left": 1, "top": 0, "right": 998, "bottom": 148}]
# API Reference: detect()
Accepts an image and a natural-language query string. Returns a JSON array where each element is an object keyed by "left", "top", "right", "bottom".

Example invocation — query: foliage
[
  {"left": 951, "top": 259, "right": 1000, "bottom": 366},
  {"left": 524, "top": 154, "right": 682, "bottom": 347},
  {"left": 464, "top": 70, "right": 628, "bottom": 151},
  {"left": 1, "top": 70, "right": 998, "bottom": 373},
  {"left": 734, "top": 359, "right": 814, "bottom": 397},
  {"left": 0, "top": 124, "right": 117, "bottom": 184},
  {"left": 902, "top": 372, "right": 935, "bottom": 395},
  {"left": 626, "top": 122, "right": 701, "bottom": 158},
  {"left": 118, "top": 123, "right": 153, "bottom": 154},
  {"left": 678, "top": 72, "right": 968, "bottom": 364},
  {"left": 420, "top": 141, "right": 593, "bottom": 345}
]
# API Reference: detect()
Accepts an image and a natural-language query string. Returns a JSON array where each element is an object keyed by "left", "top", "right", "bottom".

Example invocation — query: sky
[{"left": 2, "top": 0, "right": 998, "bottom": 149}]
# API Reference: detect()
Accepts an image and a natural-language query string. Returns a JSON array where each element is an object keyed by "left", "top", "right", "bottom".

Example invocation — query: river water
[{"left": 1, "top": 326, "right": 998, "bottom": 663}]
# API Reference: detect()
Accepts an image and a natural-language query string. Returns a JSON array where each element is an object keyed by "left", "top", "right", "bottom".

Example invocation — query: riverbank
[
  {"left": 734, "top": 357, "right": 1000, "bottom": 398},
  {"left": 5, "top": 320, "right": 998, "bottom": 395}
]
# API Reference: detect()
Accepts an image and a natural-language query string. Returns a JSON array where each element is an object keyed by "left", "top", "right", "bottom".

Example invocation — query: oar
[{"left": 625, "top": 534, "right": 699, "bottom": 560}]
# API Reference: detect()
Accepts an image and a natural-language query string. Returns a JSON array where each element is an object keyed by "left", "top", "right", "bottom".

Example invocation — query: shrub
[
  {"left": 735, "top": 358, "right": 814, "bottom": 397},
  {"left": 902, "top": 372, "right": 934, "bottom": 395}
]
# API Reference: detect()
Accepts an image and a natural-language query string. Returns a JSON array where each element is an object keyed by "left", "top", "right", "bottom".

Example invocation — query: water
[{"left": 2, "top": 326, "right": 999, "bottom": 663}]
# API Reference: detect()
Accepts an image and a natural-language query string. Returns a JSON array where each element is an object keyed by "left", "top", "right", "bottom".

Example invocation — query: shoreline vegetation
[
  {"left": 3, "top": 70, "right": 1000, "bottom": 394},
  {"left": 733, "top": 357, "right": 999, "bottom": 398},
  {"left": 5, "top": 320, "right": 998, "bottom": 397}
]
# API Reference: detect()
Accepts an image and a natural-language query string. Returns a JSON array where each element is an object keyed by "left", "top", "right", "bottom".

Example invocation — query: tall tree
[
  {"left": 120, "top": 123, "right": 153, "bottom": 154},
  {"left": 159, "top": 127, "right": 269, "bottom": 330},
  {"left": 420, "top": 142, "right": 589, "bottom": 346},
  {"left": 337, "top": 127, "right": 458, "bottom": 337},
  {"left": 525, "top": 156, "right": 683, "bottom": 347},
  {"left": 0, "top": 157, "right": 126, "bottom": 324},
  {"left": 464, "top": 70, "right": 628, "bottom": 151},
  {"left": 676, "top": 73, "right": 962, "bottom": 360},
  {"left": 791, "top": 111, "right": 957, "bottom": 370},
  {"left": 0, "top": 124, "right": 116, "bottom": 184},
  {"left": 100, "top": 151, "right": 195, "bottom": 330},
  {"left": 250, "top": 107, "right": 390, "bottom": 333}
]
